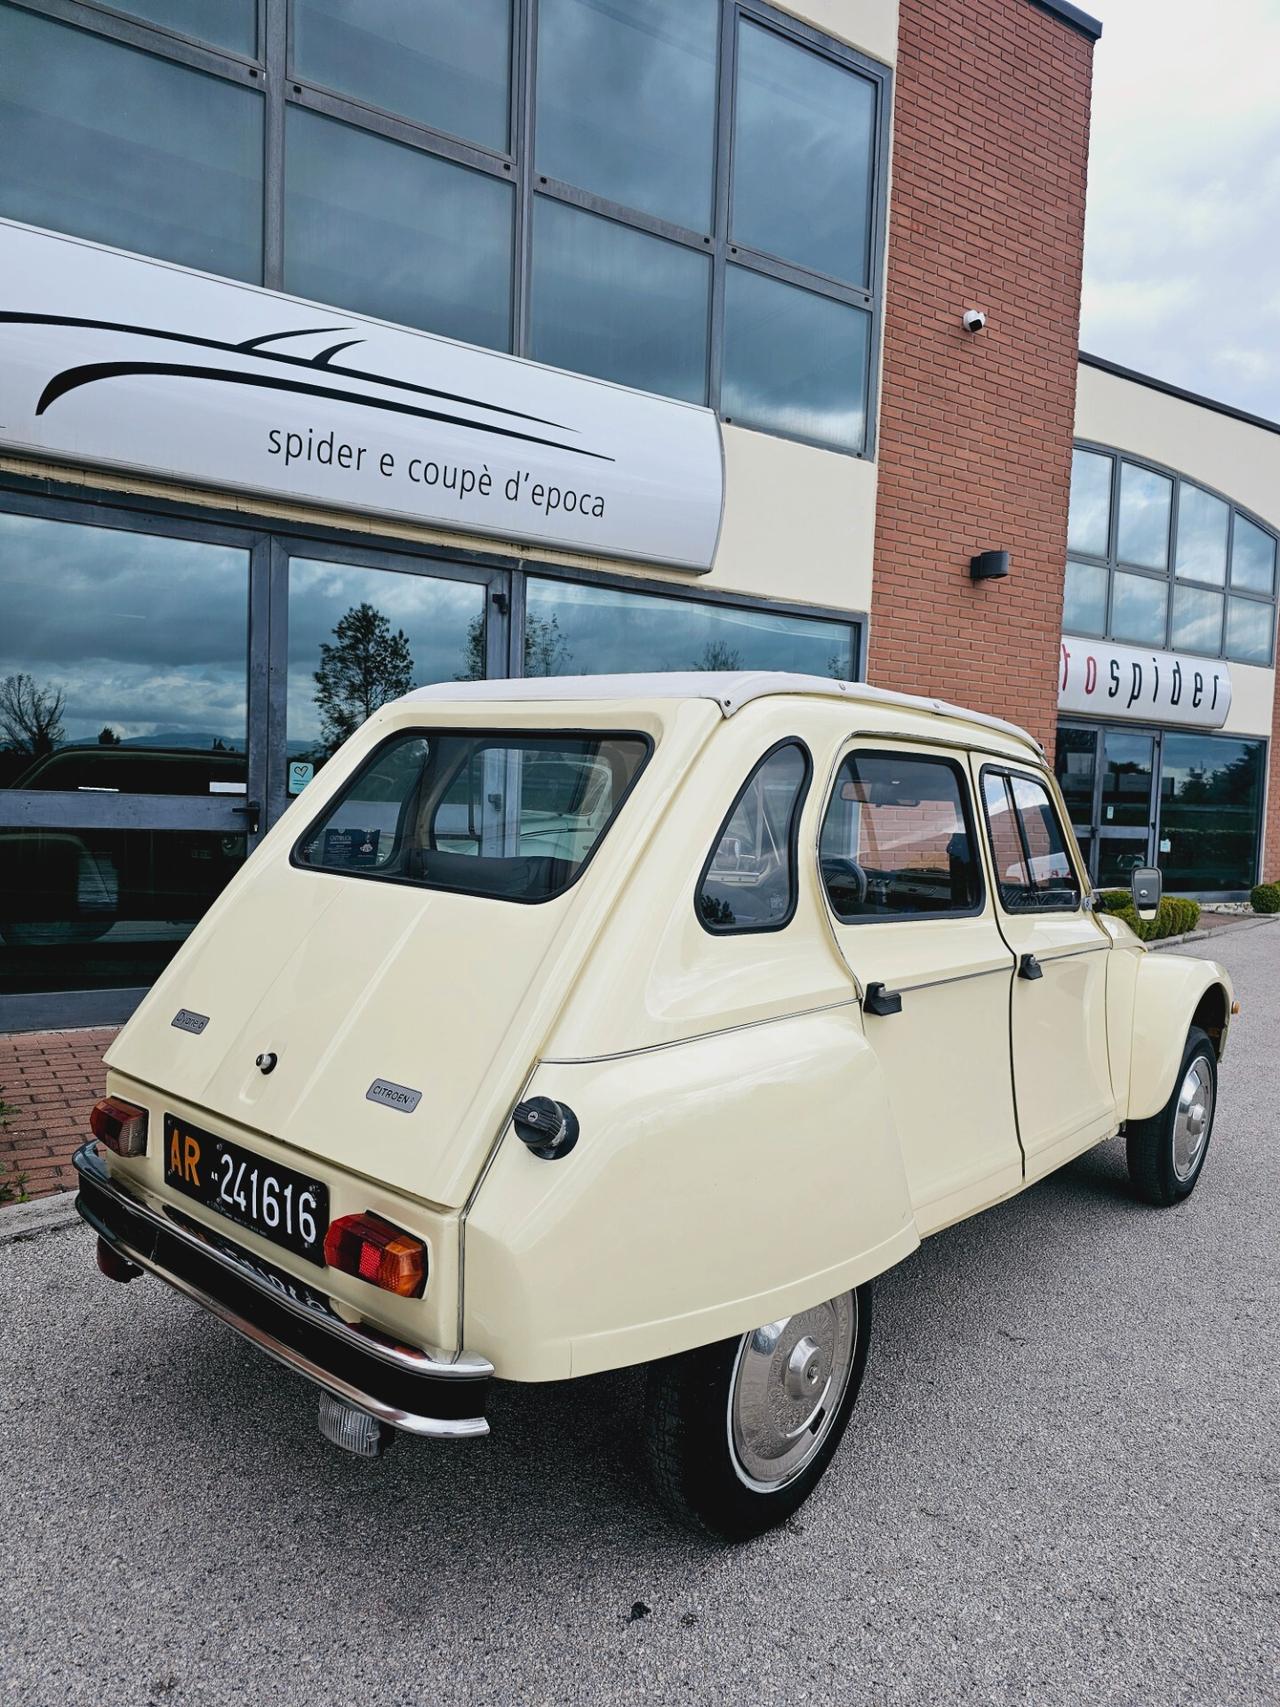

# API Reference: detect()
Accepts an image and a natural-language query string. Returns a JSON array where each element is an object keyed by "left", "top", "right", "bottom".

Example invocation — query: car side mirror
[{"left": 1131, "top": 865, "right": 1162, "bottom": 922}]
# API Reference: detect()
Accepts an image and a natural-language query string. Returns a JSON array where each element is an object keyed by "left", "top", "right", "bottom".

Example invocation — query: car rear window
[{"left": 293, "top": 729, "right": 651, "bottom": 903}]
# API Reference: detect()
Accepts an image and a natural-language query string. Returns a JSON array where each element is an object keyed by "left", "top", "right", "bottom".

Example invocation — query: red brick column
[{"left": 870, "top": 0, "right": 1096, "bottom": 756}]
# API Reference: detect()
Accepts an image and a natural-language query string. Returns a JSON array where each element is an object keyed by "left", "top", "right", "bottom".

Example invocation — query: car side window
[
  {"left": 819, "top": 750, "right": 982, "bottom": 921},
  {"left": 697, "top": 741, "right": 811, "bottom": 934},
  {"left": 981, "top": 769, "right": 1081, "bottom": 912}
]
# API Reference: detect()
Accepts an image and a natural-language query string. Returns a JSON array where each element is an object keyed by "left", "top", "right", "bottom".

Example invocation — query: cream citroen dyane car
[{"left": 77, "top": 673, "right": 1234, "bottom": 1539}]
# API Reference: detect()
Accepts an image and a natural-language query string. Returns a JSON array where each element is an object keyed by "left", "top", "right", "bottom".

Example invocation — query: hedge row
[
  {"left": 1095, "top": 889, "right": 1201, "bottom": 942},
  {"left": 1250, "top": 882, "right": 1280, "bottom": 914}
]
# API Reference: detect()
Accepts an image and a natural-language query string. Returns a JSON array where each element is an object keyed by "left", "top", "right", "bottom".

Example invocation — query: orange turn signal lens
[
  {"left": 89, "top": 1095, "right": 148, "bottom": 1158},
  {"left": 323, "top": 1212, "right": 427, "bottom": 1298}
]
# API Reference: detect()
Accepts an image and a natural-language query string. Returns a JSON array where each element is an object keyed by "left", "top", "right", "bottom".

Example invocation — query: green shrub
[
  {"left": 1095, "top": 889, "right": 1133, "bottom": 914},
  {"left": 1250, "top": 882, "right": 1280, "bottom": 914}
]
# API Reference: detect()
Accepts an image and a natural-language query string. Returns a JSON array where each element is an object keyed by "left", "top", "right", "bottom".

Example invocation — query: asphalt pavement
[{"left": 2, "top": 926, "right": 1277, "bottom": 1706}]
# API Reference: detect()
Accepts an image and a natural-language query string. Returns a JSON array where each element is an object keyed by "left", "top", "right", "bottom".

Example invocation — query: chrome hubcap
[
  {"left": 728, "top": 1294, "right": 857, "bottom": 1491},
  {"left": 1172, "top": 1054, "right": 1214, "bottom": 1181}
]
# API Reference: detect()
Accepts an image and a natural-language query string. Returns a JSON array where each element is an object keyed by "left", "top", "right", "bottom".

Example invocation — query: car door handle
[
  {"left": 1018, "top": 953, "right": 1043, "bottom": 981},
  {"left": 863, "top": 981, "right": 903, "bottom": 1017}
]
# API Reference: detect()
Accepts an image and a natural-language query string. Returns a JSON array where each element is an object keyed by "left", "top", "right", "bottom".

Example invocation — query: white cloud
[{"left": 1081, "top": 1, "right": 1280, "bottom": 420}]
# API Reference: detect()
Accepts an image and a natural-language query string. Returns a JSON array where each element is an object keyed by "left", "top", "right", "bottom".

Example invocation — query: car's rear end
[{"left": 77, "top": 683, "right": 720, "bottom": 1451}]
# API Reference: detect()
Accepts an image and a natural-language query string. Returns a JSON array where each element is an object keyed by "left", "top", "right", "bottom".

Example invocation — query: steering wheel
[{"left": 822, "top": 856, "right": 869, "bottom": 911}]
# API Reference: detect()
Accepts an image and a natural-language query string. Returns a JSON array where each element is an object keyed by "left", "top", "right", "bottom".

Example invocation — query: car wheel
[
  {"left": 1126, "top": 1024, "right": 1217, "bottom": 1208},
  {"left": 642, "top": 1284, "right": 872, "bottom": 1541}
]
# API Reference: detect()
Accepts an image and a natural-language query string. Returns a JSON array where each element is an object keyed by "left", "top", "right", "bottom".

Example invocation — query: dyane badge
[
  {"left": 366, "top": 1079, "right": 422, "bottom": 1114},
  {"left": 171, "top": 1009, "right": 210, "bottom": 1035}
]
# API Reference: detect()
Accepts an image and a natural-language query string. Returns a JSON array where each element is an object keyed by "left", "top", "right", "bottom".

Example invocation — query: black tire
[
  {"left": 1126, "top": 1024, "right": 1218, "bottom": 1207},
  {"left": 643, "top": 1284, "right": 873, "bottom": 1541}
]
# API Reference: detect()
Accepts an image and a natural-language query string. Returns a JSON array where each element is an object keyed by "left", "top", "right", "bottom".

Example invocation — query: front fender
[
  {"left": 463, "top": 1006, "right": 918, "bottom": 1381},
  {"left": 1128, "top": 951, "right": 1233, "bottom": 1121}
]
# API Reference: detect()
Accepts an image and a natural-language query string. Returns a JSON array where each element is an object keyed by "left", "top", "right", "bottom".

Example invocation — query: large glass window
[
  {"left": 284, "top": 108, "right": 514, "bottom": 350},
  {"left": 819, "top": 752, "right": 981, "bottom": 921},
  {"left": 2, "top": 0, "right": 885, "bottom": 455},
  {"left": 530, "top": 200, "right": 710, "bottom": 402},
  {"left": 0, "top": 511, "right": 249, "bottom": 793},
  {"left": 286, "top": 557, "right": 487, "bottom": 771},
  {"left": 291, "top": 0, "right": 511, "bottom": 151},
  {"left": 535, "top": 0, "right": 718, "bottom": 232},
  {"left": 731, "top": 18, "right": 876, "bottom": 286},
  {"left": 721, "top": 267, "right": 871, "bottom": 452},
  {"left": 0, "top": 4, "right": 263, "bottom": 281},
  {"left": 523, "top": 578, "right": 856, "bottom": 679},
  {"left": 1063, "top": 445, "right": 1277, "bottom": 665},
  {"left": 1159, "top": 734, "right": 1264, "bottom": 892},
  {"left": 698, "top": 742, "right": 809, "bottom": 932},
  {"left": 294, "top": 729, "right": 650, "bottom": 901}
]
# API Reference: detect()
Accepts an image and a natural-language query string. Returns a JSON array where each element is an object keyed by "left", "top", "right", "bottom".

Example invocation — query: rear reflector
[
  {"left": 323, "top": 1212, "right": 427, "bottom": 1298},
  {"left": 89, "top": 1095, "right": 148, "bottom": 1157}
]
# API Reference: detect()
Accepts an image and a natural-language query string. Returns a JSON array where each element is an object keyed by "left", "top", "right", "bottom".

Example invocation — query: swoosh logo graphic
[{"left": 0, "top": 312, "right": 614, "bottom": 462}]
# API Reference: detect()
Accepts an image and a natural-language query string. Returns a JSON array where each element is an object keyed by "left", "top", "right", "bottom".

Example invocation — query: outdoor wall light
[{"left": 970, "top": 550, "right": 1010, "bottom": 582}]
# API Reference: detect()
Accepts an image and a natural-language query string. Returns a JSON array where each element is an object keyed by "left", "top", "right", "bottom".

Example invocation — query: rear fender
[
  {"left": 463, "top": 1007, "right": 918, "bottom": 1381},
  {"left": 1128, "top": 952, "right": 1233, "bottom": 1122}
]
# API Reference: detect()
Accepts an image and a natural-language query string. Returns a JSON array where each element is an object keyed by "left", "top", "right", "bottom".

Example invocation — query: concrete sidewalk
[{"left": 0, "top": 1027, "right": 118, "bottom": 1202}]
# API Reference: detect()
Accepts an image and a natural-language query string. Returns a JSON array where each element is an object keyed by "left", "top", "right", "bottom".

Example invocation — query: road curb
[{"left": 0, "top": 1191, "right": 80, "bottom": 1244}]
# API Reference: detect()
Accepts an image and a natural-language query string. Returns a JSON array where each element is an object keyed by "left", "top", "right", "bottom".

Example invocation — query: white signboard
[
  {"left": 1059, "top": 635, "right": 1232, "bottom": 728},
  {"left": 0, "top": 220, "right": 725, "bottom": 571}
]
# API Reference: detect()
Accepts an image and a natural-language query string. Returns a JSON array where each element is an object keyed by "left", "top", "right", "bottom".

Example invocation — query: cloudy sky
[{"left": 1081, "top": 0, "right": 1280, "bottom": 422}]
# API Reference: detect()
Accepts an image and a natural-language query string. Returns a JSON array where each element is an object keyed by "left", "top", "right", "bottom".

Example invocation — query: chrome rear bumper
[{"left": 73, "top": 1142, "right": 492, "bottom": 1440}]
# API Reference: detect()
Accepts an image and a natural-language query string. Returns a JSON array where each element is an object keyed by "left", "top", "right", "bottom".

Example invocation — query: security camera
[{"left": 962, "top": 309, "right": 987, "bottom": 333}]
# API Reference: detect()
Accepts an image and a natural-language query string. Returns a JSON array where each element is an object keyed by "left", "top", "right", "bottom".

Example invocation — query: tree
[
  {"left": 691, "top": 639, "right": 742, "bottom": 672},
  {"left": 313, "top": 602, "right": 414, "bottom": 751},
  {"left": 0, "top": 673, "right": 65, "bottom": 756},
  {"left": 523, "top": 610, "right": 573, "bottom": 677},
  {"left": 97, "top": 727, "right": 120, "bottom": 746}
]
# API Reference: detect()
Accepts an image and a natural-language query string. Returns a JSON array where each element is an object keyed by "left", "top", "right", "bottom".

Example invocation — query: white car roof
[{"left": 401, "top": 671, "right": 1043, "bottom": 755}]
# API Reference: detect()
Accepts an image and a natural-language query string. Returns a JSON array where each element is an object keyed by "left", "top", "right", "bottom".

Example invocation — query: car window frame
[
  {"left": 289, "top": 724, "right": 654, "bottom": 905},
  {"left": 695, "top": 737, "right": 814, "bottom": 937},
  {"left": 979, "top": 762, "right": 1084, "bottom": 917},
  {"left": 817, "top": 744, "right": 987, "bottom": 926}
]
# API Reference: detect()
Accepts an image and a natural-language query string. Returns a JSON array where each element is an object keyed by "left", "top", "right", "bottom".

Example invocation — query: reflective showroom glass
[
  {"left": 291, "top": 0, "right": 511, "bottom": 153},
  {"left": 1225, "top": 596, "right": 1273, "bottom": 665},
  {"left": 285, "top": 108, "right": 513, "bottom": 350},
  {"left": 1067, "top": 448, "right": 1111, "bottom": 558},
  {"left": 524, "top": 577, "right": 855, "bottom": 678},
  {"left": 731, "top": 18, "right": 876, "bottom": 286},
  {"left": 1116, "top": 462, "right": 1172, "bottom": 570},
  {"left": 1174, "top": 482, "right": 1228, "bottom": 585},
  {"left": 722, "top": 266, "right": 870, "bottom": 452},
  {"left": 535, "top": 0, "right": 718, "bottom": 232},
  {"left": 1063, "top": 558, "right": 1107, "bottom": 635},
  {"left": 1160, "top": 734, "right": 1264, "bottom": 892},
  {"left": 0, "top": 826, "right": 247, "bottom": 996},
  {"left": 1170, "top": 583, "right": 1223, "bottom": 655},
  {"left": 108, "top": 0, "right": 257, "bottom": 55},
  {"left": 530, "top": 198, "right": 710, "bottom": 402},
  {"left": 286, "top": 558, "right": 486, "bottom": 770},
  {"left": 0, "top": 511, "right": 249, "bottom": 793},
  {"left": 1110, "top": 570, "right": 1167, "bottom": 646},
  {"left": 1231, "top": 514, "right": 1277, "bottom": 595},
  {"left": 0, "top": 511, "right": 250, "bottom": 995},
  {"left": 0, "top": 3, "right": 263, "bottom": 281}
]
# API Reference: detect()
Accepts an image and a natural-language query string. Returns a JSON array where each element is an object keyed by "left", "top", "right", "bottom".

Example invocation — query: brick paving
[{"left": 0, "top": 1028, "right": 118, "bottom": 1202}]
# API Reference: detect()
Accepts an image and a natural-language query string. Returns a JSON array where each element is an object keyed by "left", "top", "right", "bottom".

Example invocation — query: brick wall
[{"left": 870, "top": 0, "right": 1096, "bottom": 753}]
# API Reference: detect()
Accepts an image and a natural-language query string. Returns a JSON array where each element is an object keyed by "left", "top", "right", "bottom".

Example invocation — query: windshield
[{"left": 293, "top": 729, "right": 651, "bottom": 902}]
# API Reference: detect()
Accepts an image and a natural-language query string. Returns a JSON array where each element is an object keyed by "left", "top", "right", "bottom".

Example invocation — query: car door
[
  {"left": 819, "top": 742, "right": 1021, "bottom": 1234},
  {"left": 977, "top": 763, "right": 1117, "bottom": 1180}
]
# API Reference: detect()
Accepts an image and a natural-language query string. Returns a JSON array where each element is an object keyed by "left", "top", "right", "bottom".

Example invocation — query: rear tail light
[
  {"left": 323, "top": 1212, "right": 427, "bottom": 1298},
  {"left": 90, "top": 1095, "right": 148, "bottom": 1157}
]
